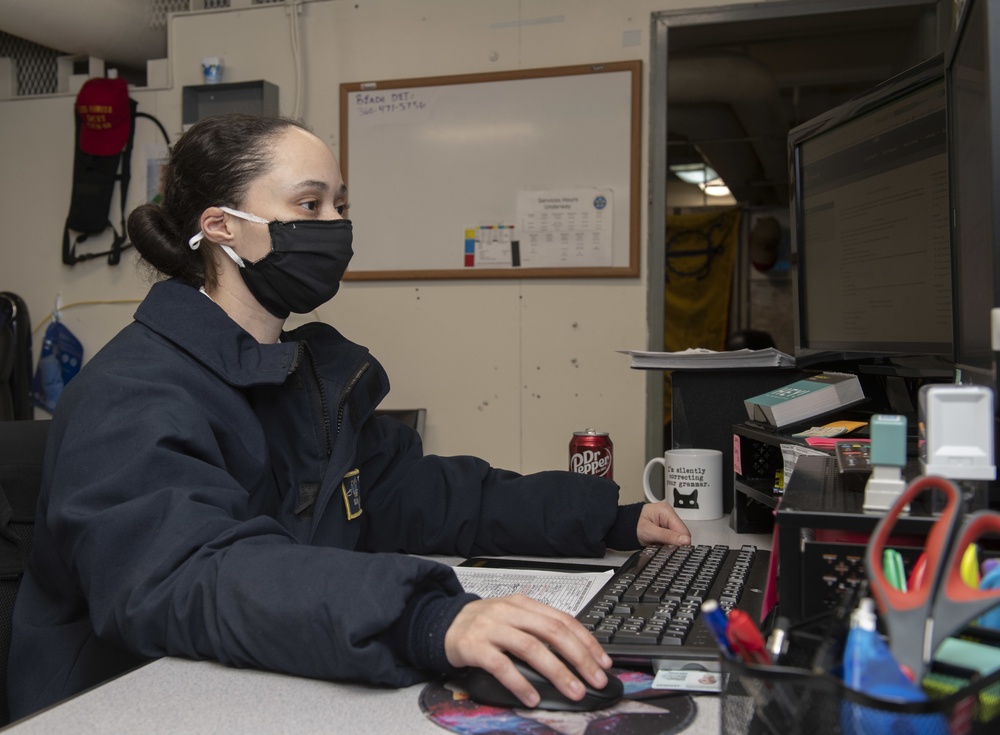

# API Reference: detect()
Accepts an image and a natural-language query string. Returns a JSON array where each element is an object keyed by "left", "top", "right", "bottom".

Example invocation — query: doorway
[{"left": 644, "top": 0, "right": 950, "bottom": 458}]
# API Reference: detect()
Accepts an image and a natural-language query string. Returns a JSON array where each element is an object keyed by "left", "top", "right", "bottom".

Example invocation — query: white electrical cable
[{"left": 288, "top": 0, "right": 303, "bottom": 120}]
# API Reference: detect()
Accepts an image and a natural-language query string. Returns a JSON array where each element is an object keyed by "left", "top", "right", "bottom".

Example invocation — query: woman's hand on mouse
[
  {"left": 443, "top": 594, "right": 612, "bottom": 708},
  {"left": 636, "top": 501, "right": 691, "bottom": 547}
]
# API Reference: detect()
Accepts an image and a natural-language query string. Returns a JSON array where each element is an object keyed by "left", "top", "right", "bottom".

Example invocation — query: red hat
[{"left": 75, "top": 77, "right": 131, "bottom": 156}]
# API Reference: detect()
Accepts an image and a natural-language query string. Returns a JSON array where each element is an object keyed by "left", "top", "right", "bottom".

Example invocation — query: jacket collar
[{"left": 134, "top": 279, "right": 299, "bottom": 388}]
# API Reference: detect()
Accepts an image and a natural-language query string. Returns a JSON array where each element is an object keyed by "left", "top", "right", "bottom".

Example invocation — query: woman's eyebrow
[
  {"left": 292, "top": 180, "right": 349, "bottom": 199},
  {"left": 293, "top": 179, "right": 330, "bottom": 192}
]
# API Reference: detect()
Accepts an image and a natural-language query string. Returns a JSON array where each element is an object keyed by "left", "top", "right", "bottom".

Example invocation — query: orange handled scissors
[{"left": 866, "top": 475, "right": 1000, "bottom": 680}]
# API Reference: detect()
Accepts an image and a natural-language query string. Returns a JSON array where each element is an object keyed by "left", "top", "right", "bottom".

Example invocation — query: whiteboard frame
[{"left": 339, "top": 60, "right": 642, "bottom": 281}]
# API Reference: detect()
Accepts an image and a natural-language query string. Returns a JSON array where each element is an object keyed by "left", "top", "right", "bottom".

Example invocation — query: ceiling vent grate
[
  {"left": 149, "top": 0, "right": 195, "bottom": 29},
  {"left": 0, "top": 31, "right": 62, "bottom": 97}
]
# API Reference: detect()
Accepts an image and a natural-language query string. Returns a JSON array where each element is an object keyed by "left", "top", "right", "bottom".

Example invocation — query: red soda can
[{"left": 569, "top": 429, "right": 613, "bottom": 480}]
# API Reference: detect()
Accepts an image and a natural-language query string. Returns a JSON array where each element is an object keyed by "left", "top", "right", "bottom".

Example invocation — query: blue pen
[{"left": 701, "top": 599, "right": 735, "bottom": 659}]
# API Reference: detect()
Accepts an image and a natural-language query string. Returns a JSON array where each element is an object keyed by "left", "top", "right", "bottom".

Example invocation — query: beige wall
[{"left": 0, "top": 0, "right": 754, "bottom": 502}]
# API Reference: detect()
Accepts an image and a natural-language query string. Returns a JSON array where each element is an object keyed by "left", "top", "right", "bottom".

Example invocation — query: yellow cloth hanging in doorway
[{"left": 663, "top": 208, "right": 741, "bottom": 428}]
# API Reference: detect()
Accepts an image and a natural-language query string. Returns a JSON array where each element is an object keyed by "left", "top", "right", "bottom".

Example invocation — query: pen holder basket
[{"left": 719, "top": 626, "right": 1000, "bottom": 735}]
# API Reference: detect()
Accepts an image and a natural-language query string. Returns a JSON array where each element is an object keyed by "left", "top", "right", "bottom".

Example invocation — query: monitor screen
[
  {"left": 949, "top": 0, "right": 1000, "bottom": 394},
  {"left": 789, "top": 56, "right": 952, "bottom": 374}
]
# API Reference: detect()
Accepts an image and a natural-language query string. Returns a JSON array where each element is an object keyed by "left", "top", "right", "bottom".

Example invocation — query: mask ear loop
[{"left": 187, "top": 206, "right": 270, "bottom": 268}]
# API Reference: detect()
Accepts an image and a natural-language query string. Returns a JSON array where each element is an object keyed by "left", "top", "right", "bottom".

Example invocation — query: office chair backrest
[
  {"left": 0, "top": 420, "right": 49, "bottom": 726},
  {"left": 0, "top": 293, "right": 33, "bottom": 422},
  {"left": 374, "top": 408, "right": 427, "bottom": 440},
  {"left": 0, "top": 300, "right": 14, "bottom": 422}
]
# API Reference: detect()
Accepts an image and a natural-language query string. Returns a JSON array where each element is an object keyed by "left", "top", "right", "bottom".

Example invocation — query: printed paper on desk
[
  {"left": 516, "top": 188, "right": 613, "bottom": 268},
  {"left": 452, "top": 566, "right": 614, "bottom": 616}
]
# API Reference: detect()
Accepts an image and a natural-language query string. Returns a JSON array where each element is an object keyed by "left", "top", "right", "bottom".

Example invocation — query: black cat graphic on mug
[{"left": 672, "top": 488, "right": 699, "bottom": 510}]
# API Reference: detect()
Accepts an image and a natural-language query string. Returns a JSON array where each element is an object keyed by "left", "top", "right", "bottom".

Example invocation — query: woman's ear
[{"left": 199, "top": 207, "right": 234, "bottom": 244}]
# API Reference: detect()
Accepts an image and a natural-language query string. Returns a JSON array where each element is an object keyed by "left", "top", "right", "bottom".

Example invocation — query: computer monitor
[
  {"left": 948, "top": 0, "right": 1000, "bottom": 402},
  {"left": 788, "top": 55, "right": 952, "bottom": 379}
]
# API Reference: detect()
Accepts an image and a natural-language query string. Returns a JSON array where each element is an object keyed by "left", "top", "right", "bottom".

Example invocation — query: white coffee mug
[{"left": 642, "top": 448, "right": 724, "bottom": 520}]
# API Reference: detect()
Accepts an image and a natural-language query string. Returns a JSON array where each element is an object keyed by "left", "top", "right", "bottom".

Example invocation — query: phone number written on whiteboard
[{"left": 352, "top": 90, "right": 427, "bottom": 117}]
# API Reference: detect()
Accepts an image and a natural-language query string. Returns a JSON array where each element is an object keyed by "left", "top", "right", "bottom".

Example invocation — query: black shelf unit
[
  {"left": 670, "top": 368, "right": 803, "bottom": 516},
  {"left": 774, "top": 454, "right": 930, "bottom": 623},
  {"left": 731, "top": 422, "right": 824, "bottom": 533},
  {"left": 181, "top": 80, "right": 279, "bottom": 128}
]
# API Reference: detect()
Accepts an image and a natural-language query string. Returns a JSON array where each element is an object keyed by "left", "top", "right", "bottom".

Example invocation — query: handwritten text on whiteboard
[{"left": 352, "top": 90, "right": 428, "bottom": 117}]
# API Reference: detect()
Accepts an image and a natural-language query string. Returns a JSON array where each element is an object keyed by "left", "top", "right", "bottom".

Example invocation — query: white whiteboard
[{"left": 339, "top": 61, "right": 641, "bottom": 280}]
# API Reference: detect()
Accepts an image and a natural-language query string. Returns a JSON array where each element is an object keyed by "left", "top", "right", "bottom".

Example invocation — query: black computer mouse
[{"left": 463, "top": 654, "right": 624, "bottom": 712}]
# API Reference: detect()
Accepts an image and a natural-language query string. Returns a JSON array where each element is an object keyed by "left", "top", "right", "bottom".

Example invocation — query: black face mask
[{"left": 237, "top": 219, "right": 354, "bottom": 319}]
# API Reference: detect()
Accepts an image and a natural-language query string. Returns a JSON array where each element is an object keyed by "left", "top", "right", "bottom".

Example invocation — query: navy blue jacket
[{"left": 9, "top": 279, "right": 636, "bottom": 719}]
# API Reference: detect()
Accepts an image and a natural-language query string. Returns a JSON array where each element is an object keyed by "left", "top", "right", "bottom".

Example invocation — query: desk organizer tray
[{"left": 719, "top": 623, "right": 1000, "bottom": 735}]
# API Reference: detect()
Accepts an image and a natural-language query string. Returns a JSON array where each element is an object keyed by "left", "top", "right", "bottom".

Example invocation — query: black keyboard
[{"left": 576, "top": 544, "right": 770, "bottom": 671}]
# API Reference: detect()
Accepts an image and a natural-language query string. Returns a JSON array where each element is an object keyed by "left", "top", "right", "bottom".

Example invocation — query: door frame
[{"left": 644, "top": 0, "right": 948, "bottom": 461}]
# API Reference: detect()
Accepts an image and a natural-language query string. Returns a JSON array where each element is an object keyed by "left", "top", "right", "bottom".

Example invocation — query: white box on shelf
[
  {"left": 57, "top": 55, "right": 105, "bottom": 94},
  {"left": 147, "top": 58, "right": 169, "bottom": 89}
]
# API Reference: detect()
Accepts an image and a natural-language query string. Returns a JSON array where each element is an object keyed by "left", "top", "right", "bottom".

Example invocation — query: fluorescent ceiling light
[
  {"left": 699, "top": 178, "right": 731, "bottom": 197},
  {"left": 670, "top": 163, "right": 719, "bottom": 185}
]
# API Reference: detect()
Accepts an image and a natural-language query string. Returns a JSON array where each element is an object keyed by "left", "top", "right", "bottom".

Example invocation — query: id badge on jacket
[{"left": 341, "top": 469, "right": 362, "bottom": 520}]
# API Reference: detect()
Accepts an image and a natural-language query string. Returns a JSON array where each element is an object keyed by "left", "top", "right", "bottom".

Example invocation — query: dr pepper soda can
[{"left": 569, "top": 429, "right": 613, "bottom": 480}]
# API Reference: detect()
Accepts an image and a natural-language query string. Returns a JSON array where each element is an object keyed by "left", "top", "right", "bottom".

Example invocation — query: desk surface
[{"left": 4, "top": 517, "right": 770, "bottom": 735}]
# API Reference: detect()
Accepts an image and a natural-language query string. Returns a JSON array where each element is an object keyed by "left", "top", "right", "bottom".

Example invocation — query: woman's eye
[
  {"left": 300, "top": 201, "right": 318, "bottom": 212},
  {"left": 336, "top": 202, "right": 350, "bottom": 216}
]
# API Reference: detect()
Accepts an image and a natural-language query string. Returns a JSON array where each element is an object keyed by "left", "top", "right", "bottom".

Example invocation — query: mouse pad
[{"left": 420, "top": 668, "right": 696, "bottom": 735}]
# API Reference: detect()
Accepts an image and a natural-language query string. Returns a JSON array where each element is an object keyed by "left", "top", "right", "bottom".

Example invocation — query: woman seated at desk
[{"left": 9, "top": 115, "right": 691, "bottom": 721}]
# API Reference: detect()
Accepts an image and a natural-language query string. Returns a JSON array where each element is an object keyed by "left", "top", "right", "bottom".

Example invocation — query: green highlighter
[{"left": 882, "top": 548, "right": 907, "bottom": 592}]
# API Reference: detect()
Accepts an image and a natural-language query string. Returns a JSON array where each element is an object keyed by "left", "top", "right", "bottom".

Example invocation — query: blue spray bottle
[{"left": 840, "top": 597, "right": 947, "bottom": 735}]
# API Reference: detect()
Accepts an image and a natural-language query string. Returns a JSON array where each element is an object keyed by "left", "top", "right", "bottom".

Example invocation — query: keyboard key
[
  {"left": 614, "top": 630, "right": 660, "bottom": 644},
  {"left": 622, "top": 585, "right": 646, "bottom": 602}
]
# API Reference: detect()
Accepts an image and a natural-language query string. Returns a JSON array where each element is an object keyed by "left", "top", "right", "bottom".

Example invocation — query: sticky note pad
[{"left": 934, "top": 637, "right": 1000, "bottom": 676}]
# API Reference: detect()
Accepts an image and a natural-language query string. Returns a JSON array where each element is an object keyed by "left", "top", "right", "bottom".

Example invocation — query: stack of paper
[{"left": 620, "top": 348, "right": 796, "bottom": 370}]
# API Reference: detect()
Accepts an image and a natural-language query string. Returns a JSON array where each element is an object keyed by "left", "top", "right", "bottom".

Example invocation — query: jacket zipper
[
  {"left": 336, "top": 361, "right": 371, "bottom": 439},
  {"left": 300, "top": 342, "right": 333, "bottom": 457},
  {"left": 300, "top": 343, "right": 371, "bottom": 458}
]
